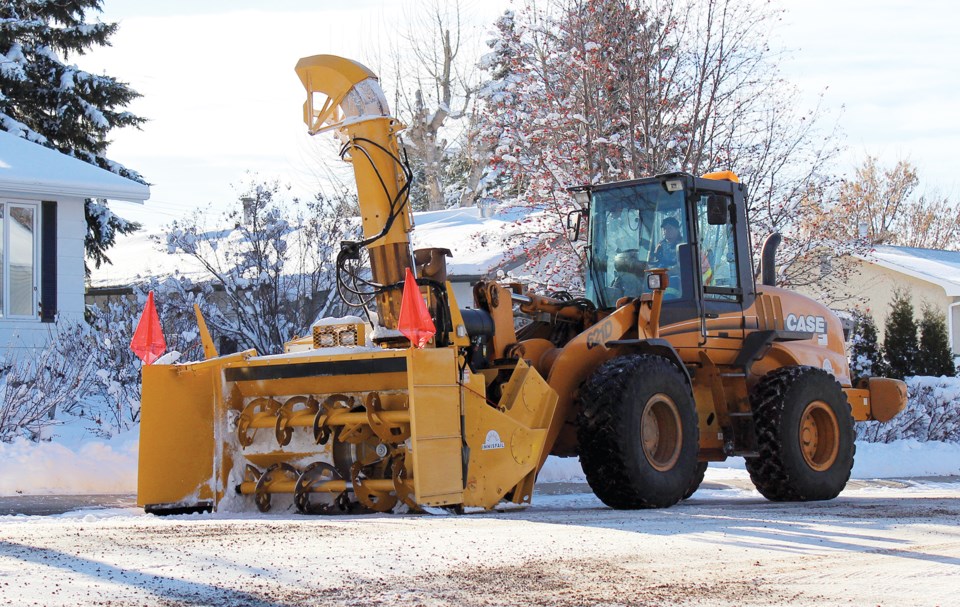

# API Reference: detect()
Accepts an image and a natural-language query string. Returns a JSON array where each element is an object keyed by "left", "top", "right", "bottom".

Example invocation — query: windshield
[{"left": 585, "top": 182, "right": 688, "bottom": 309}]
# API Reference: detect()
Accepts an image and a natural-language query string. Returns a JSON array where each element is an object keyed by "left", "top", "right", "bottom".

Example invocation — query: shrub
[
  {"left": 883, "top": 289, "right": 919, "bottom": 380},
  {"left": 858, "top": 376, "right": 960, "bottom": 443},
  {"left": 917, "top": 304, "right": 956, "bottom": 377},
  {"left": 848, "top": 309, "right": 884, "bottom": 383}
]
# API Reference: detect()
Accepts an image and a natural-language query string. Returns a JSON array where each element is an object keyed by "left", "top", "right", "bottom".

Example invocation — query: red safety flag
[
  {"left": 397, "top": 267, "right": 435, "bottom": 349},
  {"left": 130, "top": 291, "right": 167, "bottom": 364}
]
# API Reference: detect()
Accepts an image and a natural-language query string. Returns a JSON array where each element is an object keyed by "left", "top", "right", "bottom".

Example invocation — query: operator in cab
[
  {"left": 652, "top": 216, "right": 682, "bottom": 271},
  {"left": 652, "top": 215, "right": 713, "bottom": 289}
]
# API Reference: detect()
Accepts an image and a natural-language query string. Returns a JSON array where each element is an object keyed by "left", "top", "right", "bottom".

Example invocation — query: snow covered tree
[
  {"left": 0, "top": 321, "right": 98, "bottom": 442},
  {"left": 0, "top": 0, "right": 145, "bottom": 270},
  {"left": 883, "top": 289, "right": 919, "bottom": 380},
  {"left": 76, "top": 285, "right": 204, "bottom": 435},
  {"left": 917, "top": 304, "right": 956, "bottom": 377},
  {"left": 858, "top": 376, "right": 960, "bottom": 443},
  {"left": 476, "top": 0, "right": 841, "bottom": 291},
  {"left": 160, "top": 180, "right": 354, "bottom": 355},
  {"left": 848, "top": 309, "right": 884, "bottom": 384}
]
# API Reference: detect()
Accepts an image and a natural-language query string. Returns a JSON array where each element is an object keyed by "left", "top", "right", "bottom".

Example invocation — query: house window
[{"left": 0, "top": 202, "right": 39, "bottom": 319}]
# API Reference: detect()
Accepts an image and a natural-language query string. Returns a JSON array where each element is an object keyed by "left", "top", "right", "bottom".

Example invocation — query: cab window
[
  {"left": 695, "top": 194, "right": 740, "bottom": 302},
  {"left": 586, "top": 183, "right": 692, "bottom": 307}
]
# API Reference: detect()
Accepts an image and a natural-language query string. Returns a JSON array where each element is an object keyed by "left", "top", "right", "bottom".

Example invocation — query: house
[
  {"left": 0, "top": 130, "right": 149, "bottom": 352},
  {"left": 842, "top": 245, "right": 960, "bottom": 353},
  {"left": 85, "top": 206, "right": 532, "bottom": 336}
]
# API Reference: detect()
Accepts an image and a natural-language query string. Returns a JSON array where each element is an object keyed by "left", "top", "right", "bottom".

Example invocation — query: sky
[{"left": 78, "top": 0, "right": 960, "bottom": 231}]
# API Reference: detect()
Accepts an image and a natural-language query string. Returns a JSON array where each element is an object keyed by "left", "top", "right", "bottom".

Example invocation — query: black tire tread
[
  {"left": 577, "top": 354, "right": 698, "bottom": 509},
  {"left": 682, "top": 461, "right": 708, "bottom": 500},
  {"left": 745, "top": 366, "right": 855, "bottom": 502}
]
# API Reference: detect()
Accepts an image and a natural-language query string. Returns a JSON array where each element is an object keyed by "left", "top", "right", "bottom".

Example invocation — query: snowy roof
[
  {"left": 862, "top": 245, "right": 960, "bottom": 296},
  {"left": 411, "top": 207, "right": 513, "bottom": 276},
  {"left": 87, "top": 207, "right": 515, "bottom": 289},
  {"left": 0, "top": 130, "right": 150, "bottom": 203}
]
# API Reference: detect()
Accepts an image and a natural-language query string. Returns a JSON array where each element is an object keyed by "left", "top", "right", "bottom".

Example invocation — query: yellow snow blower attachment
[{"left": 137, "top": 56, "right": 558, "bottom": 515}]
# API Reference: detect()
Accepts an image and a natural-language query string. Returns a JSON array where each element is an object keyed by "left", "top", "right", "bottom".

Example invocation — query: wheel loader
[{"left": 137, "top": 55, "right": 907, "bottom": 515}]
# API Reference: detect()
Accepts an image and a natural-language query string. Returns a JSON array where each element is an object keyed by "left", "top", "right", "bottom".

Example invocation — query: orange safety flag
[
  {"left": 397, "top": 267, "right": 436, "bottom": 349},
  {"left": 130, "top": 291, "right": 167, "bottom": 364}
]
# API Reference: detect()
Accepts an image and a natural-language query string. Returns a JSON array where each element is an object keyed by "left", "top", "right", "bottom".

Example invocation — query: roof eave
[
  {"left": 0, "top": 179, "right": 150, "bottom": 204},
  {"left": 858, "top": 254, "right": 960, "bottom": 297}
]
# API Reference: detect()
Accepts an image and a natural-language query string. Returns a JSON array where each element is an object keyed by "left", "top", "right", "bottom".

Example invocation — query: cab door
[{"left": 694, "top": 191, "right": 748, "bottom": 353}]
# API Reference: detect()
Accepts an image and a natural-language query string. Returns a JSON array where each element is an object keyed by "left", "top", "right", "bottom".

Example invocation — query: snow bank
[
  {"left": 853, "top": 439, "right": 960, "bottom": 478},
  {"left": 3, "top": 437, "right": 958, "bottom": 497},
  {"left": 0, "top": 430, "right": 138, "bottom": 496},
  {"left": 537, "top": 456, "right": 586, "bottom": 482},
  {"left": 542, "top": 440, "right": 960, "bottom": 484}
]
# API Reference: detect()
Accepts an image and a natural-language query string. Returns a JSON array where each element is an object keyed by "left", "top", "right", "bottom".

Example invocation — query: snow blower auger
[{"left": 138, "top": 54, "right": 907, "bottom": 516}]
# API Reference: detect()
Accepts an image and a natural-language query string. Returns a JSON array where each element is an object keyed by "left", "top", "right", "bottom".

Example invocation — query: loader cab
[{"left": 582, "top": 173, "right": 755, "bottom": 327}]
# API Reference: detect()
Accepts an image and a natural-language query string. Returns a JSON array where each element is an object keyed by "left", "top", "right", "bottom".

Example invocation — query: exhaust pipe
[{"left": 759, "top": 233, "right": 781, "bottom": 287}]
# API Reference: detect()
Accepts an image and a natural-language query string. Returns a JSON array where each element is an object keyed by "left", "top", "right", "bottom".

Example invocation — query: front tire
[
  {"left": 578, "top": 354, "right": 699, "bottom": 509},
  {"left": 745, "top": 366, "right": 855, "bottom": 501}
]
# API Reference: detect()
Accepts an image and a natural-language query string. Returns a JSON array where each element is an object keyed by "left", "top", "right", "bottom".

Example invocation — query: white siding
[
  {"left": 56, "top": 197, "right": 86, "bottom": 321},
  {"left": 950, "top": 299, "right": 960, "bottom": 355}
]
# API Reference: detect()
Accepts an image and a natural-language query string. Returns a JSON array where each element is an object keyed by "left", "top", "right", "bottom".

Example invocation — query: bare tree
[
  {"left": 898, "top": 194, "right": 960, "bottom": 250},
  {"left": 387, "top": 0, "right": 482, "bottom": 210},
  {"left": 834, "top": 156, "right": 960, "bottom": 250},
  {"left": 0, "top": 323, "right": 98, "bottom": 442},
  {"left": 161, "top": 179, "right": 354, "bottom": 355}
]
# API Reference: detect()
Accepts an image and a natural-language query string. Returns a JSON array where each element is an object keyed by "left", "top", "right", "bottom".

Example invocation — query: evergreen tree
[
  {"left": 849, "top": 309, "right": 884, "bottom": 383},
  {"left": 917, "top": 304, "right": 956, "bottom": 377},
  {"left": 883, "top": 289, "right": 919, "bottom": 380},
  {"left": 0, "top": 0, "right": 145, "bottom": 270}
]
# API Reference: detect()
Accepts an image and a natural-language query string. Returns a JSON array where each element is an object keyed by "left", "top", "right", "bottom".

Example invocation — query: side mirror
[
  {"left": 566, "top": 209, "right": 585, "bottom": 242},
  {"left": 706, "top": 194, "right": 730, "bottom": 225}
]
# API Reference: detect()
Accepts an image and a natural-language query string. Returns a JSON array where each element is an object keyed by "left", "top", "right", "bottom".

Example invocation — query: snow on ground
[
  {"left": 2, "top": 428, "right": 960, "bottom": 605},
  {"left": 1, "top": 475, "right": 959, "bottom": 606},
  {"left": 1, "top": 370, "right": 957, "bottom": 605},
  {"left": 3, "top": 431, "right": 958, "bottom": 496}
]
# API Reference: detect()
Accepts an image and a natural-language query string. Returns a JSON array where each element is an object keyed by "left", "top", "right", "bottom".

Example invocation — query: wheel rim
[
  {"left": 640, "top": 393, "right": 682, "bottom": 472},
  {"left": 799, "top": 400, "right": 840, "bottom": 472}
]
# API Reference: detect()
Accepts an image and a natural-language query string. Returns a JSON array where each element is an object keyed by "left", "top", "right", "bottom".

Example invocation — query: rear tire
[
  {"left": 578, "top": 354, "right": 699, "bottom": 509},
  {"left": 745, "top": 366, "right": 855, "bottom": 501}
]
